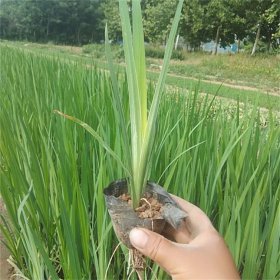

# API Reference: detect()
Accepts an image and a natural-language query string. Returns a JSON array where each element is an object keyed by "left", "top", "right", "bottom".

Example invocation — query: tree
[
  {"left": 180, "top": 0, "right": 208, "bottom": 50},
  {"left": 244, "top": 0, "right": 280, "bottom": 55},
  {"left": 0, "top": 0, "right": 278, "bottom": 52},
  {"left": 0, "top": 0, "right": 104, "bottom": 44},
  {"left": 204, "top": 0, "right": 235, "bottom": 54},
  {"left": 262, "top": 0, "right": 280, "bottom": 51},
  {"left": 143, "top": 0, "right": 177, "bottom": 44},
  {"left": 0, "top": 0, "right": 18, "bottom": 39},
  {"left": 70, "top": 0, "right": 103, "bottom": 44},
  {"left": 101, "top": 0, "right": 122, "bottom": 42},
  {"left": 225, "top": 0, "right": 248, "bottom": 52}
]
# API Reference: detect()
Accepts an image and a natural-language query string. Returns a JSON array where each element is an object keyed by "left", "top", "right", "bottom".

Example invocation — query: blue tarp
[{"left": 202, "top": 41, "right": 238, "bottom": 54}]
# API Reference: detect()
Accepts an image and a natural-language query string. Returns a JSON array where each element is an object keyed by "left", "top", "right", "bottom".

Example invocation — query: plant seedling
[
  {"left": 55, "top": 1, "right": 184, "bottom": 278},
  {"left": 105, "top": 0, "right": 184, "bottom": 208},
  {"left": 55, "top": 0, "right": 184, "bottom": 209}
]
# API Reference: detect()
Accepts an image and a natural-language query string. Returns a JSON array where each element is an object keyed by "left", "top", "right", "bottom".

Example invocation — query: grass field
[
  {"left": 1, "top": 40, "right": 280, "bottom": 111},
  {"left": 0, "top": 44, "right": 280, "bottom": 279}
]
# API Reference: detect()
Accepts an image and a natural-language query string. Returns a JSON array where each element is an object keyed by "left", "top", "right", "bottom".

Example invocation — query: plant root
[{"left": 129, "top": 248, "right": 145, "bottom": 280}]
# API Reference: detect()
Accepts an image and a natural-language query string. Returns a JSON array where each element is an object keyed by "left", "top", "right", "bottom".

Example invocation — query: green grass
[
  {"left": 0, "top": 46, "right": 280, "bottom": 279},
  {"left": 166, "top": 51, "right": 280, "bottom": 90},
  {"left": 89, "top": 43, "right": 279, "bottom": 92},
  {"left": 1, "top": 40, "right": 279, "bottom": 112},
  {"left": 149, "top": 71, "right": 280, "bottom": 111}
]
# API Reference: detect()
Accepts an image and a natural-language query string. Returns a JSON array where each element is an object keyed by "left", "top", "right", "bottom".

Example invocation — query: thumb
[{"left": 129, "top": 228, "right": 182, "bottom": 274}]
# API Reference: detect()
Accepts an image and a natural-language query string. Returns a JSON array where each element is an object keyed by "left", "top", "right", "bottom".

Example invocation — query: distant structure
[
  {"left": 202, "top": 41, "right": 238, "bottom": 54},
  {"left": 173, "top": 36, "right": 239, "bottom": 53}
]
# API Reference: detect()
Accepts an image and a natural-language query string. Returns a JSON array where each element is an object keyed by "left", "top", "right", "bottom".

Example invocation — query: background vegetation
[
  {"left": 0, "top": 0, "right": 279, "bottom": 54},
  {"left": 0, "top": 44, "right": 280, "bottom": 279},
  {"left": 0, "top": 0, "right": 279, "bottom": 279},
  {"left": 2, "top": 40, "right": 279, "bottom": 111}
]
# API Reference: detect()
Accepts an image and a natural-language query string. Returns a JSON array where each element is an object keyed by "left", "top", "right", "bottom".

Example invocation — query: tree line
[{"left": 0, "top": 0, "right": 279, "bottom": 54}]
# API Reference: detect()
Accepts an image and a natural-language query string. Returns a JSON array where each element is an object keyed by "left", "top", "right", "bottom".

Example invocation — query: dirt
[
  {"left": 118, "top": 192, "right": 166, "bottom": 277},
  {"left": 147, "top": 57, "right": 280, "bottom": 97},
  {"left": 148, "top": 66, "right": 280, "bottom": 97},
  {"left": 118, "top": 192, "right": 163, "bottom": 277},
  {"left": 7, "top": 42, "right": 279, "bottom": 98},
  {"left": 0, "top": 198, "right": 12, "bottom": 280},
  {"left": 119, "top": 193, "right": 163, "bottom": 219}
]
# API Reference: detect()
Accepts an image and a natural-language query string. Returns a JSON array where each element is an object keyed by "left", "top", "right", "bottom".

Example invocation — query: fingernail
[{"left": 129, "top": 228, "right": 148, "bottom": 249}]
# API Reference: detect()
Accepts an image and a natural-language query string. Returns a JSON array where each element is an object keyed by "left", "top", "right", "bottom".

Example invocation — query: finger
[
  {"left": 129, "top": 228, "right": 185, "bottom": 275},
  {"left": 170, "top": 194, "right": 215, "bottom": 236},
  {"left": 162, "top": 220, "right": 192, "bottom": 243},
  {"left": 171, "top": 194, "right": 208, "bottom": 218}
]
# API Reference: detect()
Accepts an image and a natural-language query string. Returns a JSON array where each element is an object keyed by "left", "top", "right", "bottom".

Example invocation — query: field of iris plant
[{"left": 0, "top": 44, "right": 279, "bottom": 279}]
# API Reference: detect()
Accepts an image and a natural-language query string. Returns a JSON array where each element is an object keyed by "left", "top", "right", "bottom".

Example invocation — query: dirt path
[
  {"left": 3, "top": 42, "right": 279, "bottom": 98},
  {"left": 146, "top": 67, "right": 280, "bottom": 97},
  {"left": 0, "top": 199, "right": 12, "bottom": 280},
  {"left": 167, "top": 72, "right": 280, "bottom": 97}
]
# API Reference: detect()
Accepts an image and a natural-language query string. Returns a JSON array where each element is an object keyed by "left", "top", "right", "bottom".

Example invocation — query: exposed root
[
  {"left": 140, "top": 198, "right": 151, "bottom": 209},
  {"left": 138, "top": 198, "right": 155, "bottom": 231},
  {"left": 128, "top": 248, "right": 145, "bottom": 280},
  {"left": 135, "top": 269, "right": 144, "bottom": 280}
]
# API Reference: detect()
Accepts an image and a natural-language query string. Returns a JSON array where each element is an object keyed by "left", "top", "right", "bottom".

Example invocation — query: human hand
[{"left": 129, "top": 195, "right": 240, "bottom": 279}]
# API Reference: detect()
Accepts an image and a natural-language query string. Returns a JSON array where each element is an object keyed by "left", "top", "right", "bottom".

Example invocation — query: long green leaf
[
  {"left": 118, "top": 0, "right": 143, "bottom": 206},
  {"left": 135, "top": 0, "right": 184, "bottom": 205},
  {"left": 105, "top": 24, "right": 130, "bottom": 171},
  {"left": 53, "top": 110, "right": 131, "bottom": 176},
  {"left": 132, "top": 0, "right": 147, "bottom": 129}
]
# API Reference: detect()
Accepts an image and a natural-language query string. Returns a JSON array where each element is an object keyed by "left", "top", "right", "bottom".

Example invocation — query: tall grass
[{"left": 0, "top": 46, "right": 279, "bottom": 279}]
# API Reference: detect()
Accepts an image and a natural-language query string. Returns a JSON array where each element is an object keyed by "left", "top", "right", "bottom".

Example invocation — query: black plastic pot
[{"left": 103, "top": 178, "right": 187, "bottom": 248}]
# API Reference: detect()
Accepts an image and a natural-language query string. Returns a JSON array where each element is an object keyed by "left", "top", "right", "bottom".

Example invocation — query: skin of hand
[{"left": 129, "top": 195, "right": 240, "bottom": 279}]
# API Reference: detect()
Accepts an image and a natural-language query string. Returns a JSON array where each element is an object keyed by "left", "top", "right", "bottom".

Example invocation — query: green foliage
[
  {"left": 1, "top": 44, "right": 280, "bottom": 280},
  {"left": 3, "top": 40, "right": 279, "bottom": 108},
  {"left": 82, "top": 43, "right": 124, "bottom": 59},
  {"left": 145, "top": 44, "right": 165, "bottom": 59},
  {"left": 0, "top": 0, "right": 279, "bottom": 53},
  {"left": 101, "top": 0, "right": 122, "bottom": 42},
  {"left": 205, "top": 0, "right": 235, "bottom": 47},
  {"left": 143, "top": 0, "right": 177, "bottom": 43},
  {"left": 145, "top": 44, "right": 185, "bottom": 60},
  {"left": 110, "top": 0, "right": 183, "bottom": 207},
  {"left": 0, "top": 0, "right": 103, "bottom": 44},
  {"left": 82, "top": 43, "right": 185, "bottom": 61},
  {"left": 181, "top": 0, "right": 206, "bottom": 49}
]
